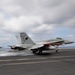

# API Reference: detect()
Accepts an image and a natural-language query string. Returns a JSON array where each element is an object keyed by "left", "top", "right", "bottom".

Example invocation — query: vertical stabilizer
[{"left": 16, "top": 32, "right": 35, "bottom": 45}]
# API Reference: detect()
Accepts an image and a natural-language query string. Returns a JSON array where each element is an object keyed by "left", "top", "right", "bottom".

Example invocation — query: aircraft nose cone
[
  {"left": 70, "top": 41, "right": 74, "bottom": 44},
  {"left": 64, "top": 41, "right": 74, "bottom": 44}
]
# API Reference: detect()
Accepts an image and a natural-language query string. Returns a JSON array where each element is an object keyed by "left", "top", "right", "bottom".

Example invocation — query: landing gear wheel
[
  {"left": 32, "top": 50, "right": 36, "bottom": 54},
  {"left": 32, "top": 49, "right": 39, "bottom": 54},
  {"left": 56, "top": 50, "right": 59, "bottom": 53},
  {"left": 32, "top": 49, "right": 43, "bottom": 55},
  {"left": 38, "top": 50, "right": 42, "bottom": 55}
]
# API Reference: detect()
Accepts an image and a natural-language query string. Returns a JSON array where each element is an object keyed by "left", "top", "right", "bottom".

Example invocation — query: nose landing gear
[{"left": 55, "top": 46, "right": 59, "bottom": 53}]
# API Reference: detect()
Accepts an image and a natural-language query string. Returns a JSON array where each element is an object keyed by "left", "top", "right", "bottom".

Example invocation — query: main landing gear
[
  {"left": 32, "top": 49, "right": 42, "bottom": 55},
  {"left": 56, "top": 50, "right": 59, "bottom": 53}
]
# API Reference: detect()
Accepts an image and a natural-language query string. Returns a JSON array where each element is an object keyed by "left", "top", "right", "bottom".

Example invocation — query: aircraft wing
[
  {"left": 30, "top": 40, "right": 64, "bottom": 50},
  {"left": 43, "top": 40, "right": 64, "bottom": 46},
  {"left": 8, "top": 45, "right": 26, "bottom": 50}
]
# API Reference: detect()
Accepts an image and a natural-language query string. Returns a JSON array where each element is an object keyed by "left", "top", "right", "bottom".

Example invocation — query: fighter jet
[{"left": 9, "top": 32, "right": 74, "bottom": 54}]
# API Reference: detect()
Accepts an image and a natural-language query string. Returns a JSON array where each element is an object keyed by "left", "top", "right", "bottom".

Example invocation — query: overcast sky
[{"left": 0, "top": 0, "right": 75, "bottom": 47}]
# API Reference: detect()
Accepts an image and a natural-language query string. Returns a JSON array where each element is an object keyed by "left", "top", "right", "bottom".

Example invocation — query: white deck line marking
[
  {"left": 0, "top": 57, "right": 47, "bottom": 62},
  {"left": 0, "top": 58, "right": 75, "bottom": 67},
  {"left": 0, "top": 55, "right": 75, "bottom": 62},
  {"left": 0, "top": 59, "right": 75, "bottom": 67},
  {"left": 0, "top": 60, "right": 60, "bottom": 67},
  {"left": 50, "top": 55, "right": 75, "bottom": 58}
]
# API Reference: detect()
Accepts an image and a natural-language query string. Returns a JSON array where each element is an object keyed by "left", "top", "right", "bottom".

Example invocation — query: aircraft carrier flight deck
[{"left": 0, "top": 48, "right": 75, "bottom": 75}]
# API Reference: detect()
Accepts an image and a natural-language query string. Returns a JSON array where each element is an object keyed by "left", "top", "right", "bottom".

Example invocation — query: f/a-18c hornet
[{"left": 9, "top": 32, "right": 74, "bottom": 54}]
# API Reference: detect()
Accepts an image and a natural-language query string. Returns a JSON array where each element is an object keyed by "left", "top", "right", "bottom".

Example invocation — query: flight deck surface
[{"left": 0, "top": 49, "right": 75, "bottom": 75}]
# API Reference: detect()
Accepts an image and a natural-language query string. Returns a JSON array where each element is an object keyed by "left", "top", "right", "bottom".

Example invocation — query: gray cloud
[{"left": 0, "top": 0, "right": 75, "bottom": 46}]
